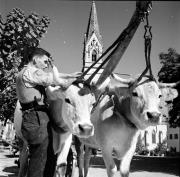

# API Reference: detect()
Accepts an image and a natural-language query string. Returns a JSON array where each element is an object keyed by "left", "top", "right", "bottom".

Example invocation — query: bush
[
  {"left": 135, "top": 137, "right": 149, "bottom": 155},
  {"left": 150, "top": 141, "right": 167, "bottom": 156}
]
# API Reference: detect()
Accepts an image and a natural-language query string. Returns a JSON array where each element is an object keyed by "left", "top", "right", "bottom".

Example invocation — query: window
[
  {"left": 174, "top": 134, "right": 178, "bottom": 139},
  {"left": 159, "top": 131, "right": 162, "bottom": 144},
  {"left": 144, "top": 131, "right": 148, "bottom": 147},
  {"left": 152, "top": 130, "right": 156, "bottom": 144},
  {"left": 170, "top": 147, "right": 176, "bottom": 152},
  {"left": 92, "top": 50, "right": 97, "bottom": 62},
  {"left": 169, "top": 134, "right": 173, "bottom": 139}
]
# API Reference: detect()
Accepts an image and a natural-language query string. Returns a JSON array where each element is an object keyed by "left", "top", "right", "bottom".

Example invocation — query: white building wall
[
  {"left": 140, "top": 124, "right": 167, "bottom": 151},
  {"left": 167, "top": 125, "right": 180, "bottom": 152},
  {"left": 1, "top": 120, "right": 15, "bottom": 142},
  {"left": 85, "top": 33, "right": 103, "bottom": 63}
]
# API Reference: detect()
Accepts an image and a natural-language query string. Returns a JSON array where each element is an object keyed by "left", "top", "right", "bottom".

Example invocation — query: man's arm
[
  {"left": 23, "top": 66, "right": 81, "bottom": 88},
  {"left": 58, "top": 72, "right": 82, "bottom": 79}
]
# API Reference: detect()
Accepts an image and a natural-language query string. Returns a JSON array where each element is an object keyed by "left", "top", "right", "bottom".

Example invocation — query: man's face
[{"left": 34, "top": 55, "right": 49, "bottom": 70}]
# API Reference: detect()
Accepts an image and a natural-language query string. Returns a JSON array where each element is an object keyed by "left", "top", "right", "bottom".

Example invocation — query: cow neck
[
  {"left": 49, "top": 99, "right": 69, "bottom": 132},
  {"left": 113, "top": 95, "right": 137, "bottom": 129}
]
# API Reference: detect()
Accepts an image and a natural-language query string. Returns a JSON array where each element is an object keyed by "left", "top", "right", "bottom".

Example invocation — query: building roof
[{"left": 85, "top": 1, "right": 103, "bottom": 46}]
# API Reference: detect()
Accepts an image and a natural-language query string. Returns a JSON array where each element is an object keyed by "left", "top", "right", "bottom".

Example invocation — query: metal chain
[
  {"left": 144, "top": 12, "right": 152, "bottom": 39},
  {"left": 144, "top": 11, "right": 154, "bottom": 80}
]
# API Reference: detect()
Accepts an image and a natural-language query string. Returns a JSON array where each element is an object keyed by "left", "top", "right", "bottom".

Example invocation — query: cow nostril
[
  {"left": 78, "top": 124, "right": 93, "bottom": 135},
  {"left": 147, "top": 112, "right": 161, "bottom": 119},
  {"left": 147, "top": 112, "right": 153, "bottom": 119},
  {"left": 78, "top": 124, "right": 84, "bottom": 132}
]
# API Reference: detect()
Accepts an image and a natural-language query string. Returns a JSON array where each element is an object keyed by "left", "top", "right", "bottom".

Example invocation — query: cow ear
[
  {"left": 161, "top": 87, "right": 178, "bottom": 101},
  {"left": 97, "top": 77, "right": 111, "bottom": 91},
  {"left": 46, "top": 86, "right": 63, "bottom": 101}
]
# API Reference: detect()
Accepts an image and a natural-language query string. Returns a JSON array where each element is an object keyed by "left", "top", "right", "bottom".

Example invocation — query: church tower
[{"left": 82, "top": 1, "right": 103, "bottom": 79}]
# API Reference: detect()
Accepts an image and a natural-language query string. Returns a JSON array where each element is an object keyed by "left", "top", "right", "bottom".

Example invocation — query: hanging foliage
[
  {"left": 0, "top": 8, "right": 50, "bottom": 122},
  {"left": 158, "top": 48, "right": 180, "bottom": 127}
]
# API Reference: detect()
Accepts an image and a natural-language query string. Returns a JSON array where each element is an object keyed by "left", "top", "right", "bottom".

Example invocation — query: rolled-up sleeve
[{"left": 23, "top": 67, "right": 54, "bottom": 87}]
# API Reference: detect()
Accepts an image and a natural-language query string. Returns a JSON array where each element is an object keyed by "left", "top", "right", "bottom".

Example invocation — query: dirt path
[
  {"left": 0, "top": 146, "right": 18, "bottom": 177},
  {"left": 0, "top": 145, "right": 179, "bottom": 177}
]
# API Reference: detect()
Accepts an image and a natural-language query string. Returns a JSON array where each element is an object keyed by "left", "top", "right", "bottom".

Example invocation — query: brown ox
[{"left": 76, "top": 74, "right": 179, "bottom": 177}]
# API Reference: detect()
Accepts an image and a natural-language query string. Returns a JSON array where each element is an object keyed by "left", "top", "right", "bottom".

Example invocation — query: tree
[
  {"left": 158, "top": 48, "right": 180, "bottom": 127},
  {"left": 0, "top": 8, "right": 50, "bottom": 122}
]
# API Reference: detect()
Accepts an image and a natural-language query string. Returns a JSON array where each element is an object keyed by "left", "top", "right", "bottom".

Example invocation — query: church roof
[{"left": 85, "top": 1, "right": 103, "bottom": 46}]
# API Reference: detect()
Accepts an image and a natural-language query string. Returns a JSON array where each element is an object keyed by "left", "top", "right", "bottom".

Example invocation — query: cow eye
[
  {"left": 44, "top": 60, "right": 48, "bottom": 64},
  {"left": 132, "top": 91, "right": 138, "bottom": 97},
  {"left": 159, "top": 94, "right": 162, "bottom": 98},
  {"left": 65, "top": 98, "right": 71, "bottom": 104}
]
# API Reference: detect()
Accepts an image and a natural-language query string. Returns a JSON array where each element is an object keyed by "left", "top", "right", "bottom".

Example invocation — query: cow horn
[
  {"left": 158, "top": 81, "right": 180, "bottom": 88},
  {"left": 52, "top": 66, "right": 60, "bottom": 83},
  {"left": 111, "top": 73, "right": 135, "bottom": 85}
]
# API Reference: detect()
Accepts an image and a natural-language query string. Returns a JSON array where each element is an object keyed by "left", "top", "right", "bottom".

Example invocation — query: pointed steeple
[
  {"left": 82, "top": 1, "right": 104, "bottom": 77},
  {"left": 85, "top": 1, "right": 102, "bottom": 45}
]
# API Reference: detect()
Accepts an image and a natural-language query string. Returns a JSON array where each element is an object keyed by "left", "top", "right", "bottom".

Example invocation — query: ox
[
  {"left": 14, "top": 66, "right": 96, "bottom": 177},
  {"left": 14, "top": 2, "right": 155, "bottom": 177},
  {"left": 76, "top": 74, "right": 179, "bottom": 177}
]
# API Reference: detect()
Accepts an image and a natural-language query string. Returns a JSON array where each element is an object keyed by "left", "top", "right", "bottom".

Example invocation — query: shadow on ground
[
  {"left": 1, "top": 166, "right": 18, "bottom": 177},
  {"left": 1, "top": 155, "right": 180, "bottom": 177},
  {"left": 0, "top": 153, "right": 18, "bottom": 177},
  {"left": 90, "top": 155, "right": 180, "bottom": 176}
]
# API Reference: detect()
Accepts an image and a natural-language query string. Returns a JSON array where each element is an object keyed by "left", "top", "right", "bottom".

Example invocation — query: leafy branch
[{"left": 0, "top": 8, "right": 50, "bottom": 122}]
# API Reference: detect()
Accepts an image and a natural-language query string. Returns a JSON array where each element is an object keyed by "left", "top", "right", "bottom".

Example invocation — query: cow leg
[
  {"left": 84, "top": 146, "right": 91, "bottom": 177},
  {"left": 55, "top": 134, "right": 72, "bottom": 177},
  {"left": 18, "top": 140, "right": 29, "bottom": 177},
  {"left": 74, "top": 136, "right": 84, "bottom": 177},
  {"left": 119, "top": 133, "right": 139, "bottom": 177},
  {"left": 78, "top": 143, "right": 84, "bottom": 177},
  {"left": 119, "top": 154, "right": 132, "bottom": 177},
  {"left": 102, "top": 149, "right": 117, "bottom": 177}
]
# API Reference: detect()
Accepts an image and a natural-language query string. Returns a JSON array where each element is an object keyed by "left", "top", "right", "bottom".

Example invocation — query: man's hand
[{"left": 70, "top": 72, "right": 82, "bottom": 78}]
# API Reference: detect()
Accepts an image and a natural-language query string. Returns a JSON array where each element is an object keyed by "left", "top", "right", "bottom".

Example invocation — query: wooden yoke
[{"left": 95, "top": 1, "right": 152, "bottom": 88}]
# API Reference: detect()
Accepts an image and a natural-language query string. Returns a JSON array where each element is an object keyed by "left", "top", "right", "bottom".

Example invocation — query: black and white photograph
[{"left": 0, "top": 1, "right": 179, "bottom": 177}]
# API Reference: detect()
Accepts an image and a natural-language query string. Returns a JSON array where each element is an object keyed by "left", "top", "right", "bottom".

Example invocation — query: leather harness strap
[{"left": 20, "top": 98, "right": 48, "bottom": 112}]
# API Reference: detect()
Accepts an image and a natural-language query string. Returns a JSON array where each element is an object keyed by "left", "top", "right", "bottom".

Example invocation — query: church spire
[
  {"left": 82, "top": 1, "right": 103, "bottom": 77},
  {"left": 85, "top": 1, "right": 102, "bottom": 45}
]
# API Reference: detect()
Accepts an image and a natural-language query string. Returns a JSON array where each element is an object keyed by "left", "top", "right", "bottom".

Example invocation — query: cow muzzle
[
  {"left": 77, "top": 123, "right": 94, "bottom": 138},
  {"left": 147, "top": 111, "right": 161, "bottom": 124}
]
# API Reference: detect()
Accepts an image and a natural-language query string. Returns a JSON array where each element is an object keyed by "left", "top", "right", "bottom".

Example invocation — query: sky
[{"left": 0, "top": 0, "right": 180, "bottom": 79}]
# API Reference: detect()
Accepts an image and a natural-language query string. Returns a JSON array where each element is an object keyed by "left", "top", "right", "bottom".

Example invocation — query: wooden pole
[{"left": 95, "top": 1, "right": 152, "bottom": 88}]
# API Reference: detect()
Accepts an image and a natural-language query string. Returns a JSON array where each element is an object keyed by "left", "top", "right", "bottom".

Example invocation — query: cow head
[
  {"left": 46, "top": 66, "right": 96, "bottom": 138},
  {"left": 110, "top": 74, "right": 179, "bottom": 129}
]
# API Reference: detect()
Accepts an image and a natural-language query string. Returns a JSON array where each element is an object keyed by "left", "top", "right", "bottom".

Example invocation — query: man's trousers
[{"left": 21, "top": 109, "right": 56, "bottom": 177}]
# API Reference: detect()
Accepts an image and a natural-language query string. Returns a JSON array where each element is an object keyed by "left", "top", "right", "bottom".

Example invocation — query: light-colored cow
[
  {"left": 76, "top": 74, "right": 179, "bottom": 177},
  {"left": 14, "top": 66, "right": 96, "bottom": 177},
  {"left": 14, "top": 2, "right": 155, "bottom": 177}
]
